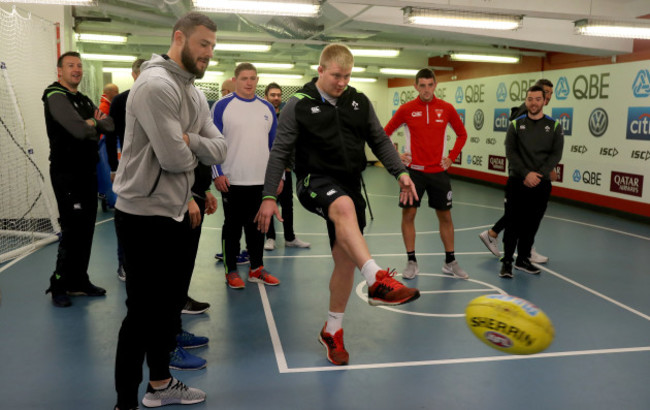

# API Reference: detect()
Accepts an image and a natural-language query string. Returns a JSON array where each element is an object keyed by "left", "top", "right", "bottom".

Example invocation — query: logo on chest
[
  {"left": 311, "top": 106, "right": 321, "bottom": 114},
  {"left": 411, "top": 111, "right": 422, "bottom": 117}
]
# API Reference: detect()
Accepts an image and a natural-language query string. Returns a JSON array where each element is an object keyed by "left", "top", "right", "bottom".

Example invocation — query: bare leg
[{"left": 401, "top": 207, "right": 417, "bottom": 252}]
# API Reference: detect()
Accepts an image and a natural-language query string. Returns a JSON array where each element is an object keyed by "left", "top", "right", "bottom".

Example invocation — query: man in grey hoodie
[{"left": 112, "top": 12, "right": 227, "bottom": 410}]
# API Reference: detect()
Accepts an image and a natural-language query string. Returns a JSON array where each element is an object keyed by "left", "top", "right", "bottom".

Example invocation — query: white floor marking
[{"left": 257, "top": 282, "right": 289, "bottom": 373}]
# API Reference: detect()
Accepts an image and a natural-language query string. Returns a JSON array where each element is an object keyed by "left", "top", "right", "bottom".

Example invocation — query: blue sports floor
[{"left": 1, "top": 166, "right": 649, "bottom": 409}]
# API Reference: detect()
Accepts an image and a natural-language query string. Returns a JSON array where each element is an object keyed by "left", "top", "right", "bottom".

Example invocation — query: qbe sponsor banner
[{"left": 386, "top": 61, "right": 650, "bottom": 204}]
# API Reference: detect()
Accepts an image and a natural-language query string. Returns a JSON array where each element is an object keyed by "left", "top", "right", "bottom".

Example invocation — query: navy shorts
[
  {"left": 399, "top": 169, "right": 452, "bottom": 210},
  {"left": 296, "top": 174, "right": 366, "bottom": 248}
]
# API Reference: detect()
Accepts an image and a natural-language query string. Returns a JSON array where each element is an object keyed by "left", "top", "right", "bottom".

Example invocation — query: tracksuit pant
[{"left": 221, "top": 185, "right": 264, "bottom": 273}]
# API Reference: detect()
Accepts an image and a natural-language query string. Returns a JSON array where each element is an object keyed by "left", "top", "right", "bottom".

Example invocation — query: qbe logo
[
  {"left": 555, "top": 77, "right": 570, "bottom": 100},
  {"left": 493, "top": 108, "right": 510, "bottom": 132},
  {"left": 488, "top": 155, "right": 506, "bottom": 172},
  {"left": 466, "top": 155, "right": 483, "bottom": 166},
  {"left": 392, "top": 92, "right": 400, "bottom": 106},
  {"left": 455, "top": 87, "right": 464, "bottom": 104},
  {"left": 552, "top": 108, "right": 573, "bottom": 136},
  {"left": 473, "top": 109, "right": 484, "bottom": 130},
  {"left": 457, "top": 108, "right": 466, "bottom": 125},
  {"left": 626, "top": 107, "right": 650, "bottom": 140},
  {"left": 589, "top": 108, "right": 608, "bottom": 137},
  {"left": 611, "top": 171, "right": 644, "bottom": 197},
  {"left": 573, "top": 169, "right": 602, "bottom": 186},
  {"left": 496, "top": 82, "right": 507, "bottom": 102},
  {"left": 632, "top": 69, "right": 650, "bottom": 98}
]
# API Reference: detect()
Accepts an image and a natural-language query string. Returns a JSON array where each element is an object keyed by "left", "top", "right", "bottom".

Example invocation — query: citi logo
[
  {"left": 632, "top": 69, "right": 650, "bottom": 98},
  {"left": 552, "top": 108, "right": 573, "bottom": 136},
  {"left": 496, "top": 82, "right": 507, "bottom": 102},
  {"left": 555, "top": 77, "right": 570, "bottom": 100},
  {"left": 626, "top": 107, "right": 650, "bottom": 140},
  {"left": 493, "top": 109, "right": 510, "bottom": 132},
  {"left": 457, "top": 109, "right": 465, "bottom": 125},
  {"left": 589, "top": 108, "right": 608, "bottom": 137},
  {"left": 311, "top": 106, "right": 321, "bottom": 114},
  {"left": 455, "top": 87, "right": 464, "bottom": 104},
  {"left": 411, "top": 111, "right": 423, "bottom": 117}
]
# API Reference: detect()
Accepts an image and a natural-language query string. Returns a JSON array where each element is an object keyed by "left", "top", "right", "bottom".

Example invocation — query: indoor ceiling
[{"left": 71, "top": 0, "right": 650, "bottom": 77}]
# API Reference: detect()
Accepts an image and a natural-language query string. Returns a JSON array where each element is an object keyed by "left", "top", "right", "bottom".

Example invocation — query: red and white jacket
[{"left": 384, "top": 96, "right": 467, "bottom": 174}]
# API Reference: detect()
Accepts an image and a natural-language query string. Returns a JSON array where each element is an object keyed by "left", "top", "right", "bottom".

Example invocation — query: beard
[{"left": 181, "top": 43, "right": 207, "bottom": 79}]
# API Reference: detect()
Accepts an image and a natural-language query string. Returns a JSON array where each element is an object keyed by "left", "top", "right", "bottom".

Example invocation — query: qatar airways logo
[
  {"left": 610, "top": 171, "right": 643, "bottom": 197},
  {"left": 488, "top": 155, "right": 506, "bottom": 172}
]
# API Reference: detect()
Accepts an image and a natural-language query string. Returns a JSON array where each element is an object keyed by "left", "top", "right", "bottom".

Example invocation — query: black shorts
[
  {"left": 296, "top": 174, "right": 366, "bottom": 248},
  {"left": 399, "top": 169, "right": 452, "bottom": 210}
]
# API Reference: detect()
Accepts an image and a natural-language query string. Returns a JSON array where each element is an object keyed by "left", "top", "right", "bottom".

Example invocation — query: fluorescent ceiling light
[
  {"left": 379, "top": 68, "right": 419, "bottom": 76},
  {"left": 75, "top": 33, "right": 127, "bottom": 44},
  {"left": 192, "top": 0, "right": 321, "bottom": 18},
  {"left": 449, "top": 52, "right": 520, "bottom": 64},
  {"left": 102, "top": 67, "right": 133, "bottom": 74},
  {"left": 0, "top": 0, "right": 96, "bottom": 4},
  {"left": 237, "top": 62, "right": 295, "bottom": 69},
  {"left": 575, "top": 19, "right": 650, "bottom": 39},
  {"left": 310, "top": 65, "right": 366, "bottom": 72},
  {"left": 350, "top": 77, "right": 377, "bottom": 83},
  {"left": 350, "top": 49, "right": 400, "bottom": 58},
  {"left": 81, "top": 53, "right": 137, "bottom": 62},
  {"left": 257, "top": 73, "right": 304, "bottom": 79},
  {"left": 404, "top": 7, "right": 522, "bottom": 31},
  {"left": 214, "top": 43, "right": 271, "bottom": 52}
]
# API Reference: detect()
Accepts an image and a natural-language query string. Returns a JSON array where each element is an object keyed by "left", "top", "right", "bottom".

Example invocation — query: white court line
[
  {"left": 538, "top": 264, "right": 650, "bottom": 322},
  {"left": 544, "top": 215, "right": 650, "bottom": 241},
  {"left": 276, "top": 346, "right": 650, "bottom": 373},
  {"left": 257, "top": 282, "right": 289, "bottom": 373}
]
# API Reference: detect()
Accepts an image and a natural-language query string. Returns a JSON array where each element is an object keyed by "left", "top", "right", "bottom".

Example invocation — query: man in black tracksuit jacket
[
  {"left": 255, "top": 44, "right": 420, "bottom": 366},
  {"left": 42, "top": 51, "right": 114, "bottom": 307}
]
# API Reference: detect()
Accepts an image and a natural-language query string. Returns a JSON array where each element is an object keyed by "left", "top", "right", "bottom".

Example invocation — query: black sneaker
[
  {"left": 181, "top": 297, "right": 210, "bottom": 315},
  {"left": 499, "top": 261, "right": 513, "bottom": 278},
  {"left": 514, "top": 258, "right": 541, "bottom": 274},
  {"left": 67, "top": 282, "right": 107, "bottom": 296},
  {"left": 46, "top": 288, "right": 72, "bottom": 307}
]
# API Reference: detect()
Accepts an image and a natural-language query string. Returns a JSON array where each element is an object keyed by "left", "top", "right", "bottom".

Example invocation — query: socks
[
  {"left": 361, "top": 259, "right": 381, "bottom": 286},
  {"left": 325, "top": 311, "right": 344, "bottom": 334},
  {"left": 151, "top": 378, "right": 173, "bottom": 390},
  {"left": 445, "top": 251, "right": 455, "bottom": 264},
  {"left": 407, "top": 251, "right": 417, "bottom": 262}
]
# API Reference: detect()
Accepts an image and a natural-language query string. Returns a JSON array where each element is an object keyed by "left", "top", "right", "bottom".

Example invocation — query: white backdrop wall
[{"left": 387, "top": 60, "right": 650, "bottom": 211}]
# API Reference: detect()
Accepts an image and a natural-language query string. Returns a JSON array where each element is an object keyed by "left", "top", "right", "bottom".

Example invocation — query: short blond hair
[{"left": 319, "top": 44, "right": 354, "bottom": 70}]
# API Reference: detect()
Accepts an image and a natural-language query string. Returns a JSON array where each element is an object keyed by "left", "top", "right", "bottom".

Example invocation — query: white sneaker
[
  {"left": 442, "top": 260, "right": 469, "bottom": 279},
  {"left": 264, "top": 238, "right": 275, "bottom": 251},
  {"left": 402, "top": 260, "right": 419, "bottom": 279},
  {"left": 285, "top": 237, "right": 311, "bottom": 248},
  {"left": 141, "top": 377, "right": 206, "bottom": 407},
  {"left": 530, "top": 247, "right": 549, "bottom": 264},
  {"left": 479, "top": 230, "right": 501, "bottom": 257}
]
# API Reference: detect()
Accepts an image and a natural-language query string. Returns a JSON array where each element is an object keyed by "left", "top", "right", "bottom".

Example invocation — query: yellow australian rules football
[{"left": 465, "top": 294, "right": 555, "bottom": 354}]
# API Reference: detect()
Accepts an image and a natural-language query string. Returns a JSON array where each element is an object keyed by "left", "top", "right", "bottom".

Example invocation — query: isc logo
[
  {"left": 493, "top": 109, "right": 510, "bottom": 132},
  {"left": 626, "top": 107, "right": 650, "bottom": 140},
  {"left": 552, "top": 108, "right": 573, "bottom": 136}
]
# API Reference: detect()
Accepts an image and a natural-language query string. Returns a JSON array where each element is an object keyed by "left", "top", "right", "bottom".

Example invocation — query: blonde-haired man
[{"left": 255, "top": 43, "right": 420, "bottom": 366}]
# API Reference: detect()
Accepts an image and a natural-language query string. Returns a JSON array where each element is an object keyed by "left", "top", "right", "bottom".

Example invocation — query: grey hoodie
[{"left": 113, "top": 54, "right": 227, "bottom": 218}]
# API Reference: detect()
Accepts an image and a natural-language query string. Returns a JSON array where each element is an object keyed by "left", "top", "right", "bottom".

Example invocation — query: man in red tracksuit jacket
[{"left": 384, "top": 68, "right": 469, "bottom": 280}]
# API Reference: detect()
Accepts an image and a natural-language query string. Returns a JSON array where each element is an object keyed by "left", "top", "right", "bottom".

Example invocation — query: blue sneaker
[
  {"left": 176, "top": 329, "right": 209, "bottom": 349},
  {"left": 169, "top": 346, "right": 206, "bottom": 370},
  {"left": 214, "top": 250, "right": 250, "bottom": 265}
]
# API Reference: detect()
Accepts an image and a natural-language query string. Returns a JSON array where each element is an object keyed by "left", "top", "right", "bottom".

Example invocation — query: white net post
[{"left": 0, "top": 7, "right": 60, "bottom": 263}]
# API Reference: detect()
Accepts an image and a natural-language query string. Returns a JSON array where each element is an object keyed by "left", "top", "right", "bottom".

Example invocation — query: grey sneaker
[
  {"left": 141, "top": 378, "right": 206, "bottom": 408},
  {"left": 402, "top": 260, "right": 419, "bottom": 280},
  {"left": 285, "top": 237, "right": 311, "bottom": 248},
  {"left": 264, "top": 238, "right": 275, "bottom": 251},
  {"left": 530, "top": 248, "right": 549, "bottom": 264},
  {"left": 442, "top": 260, "right": 469, "bottom": 279},
  {"left": 479, "top": 230, "right": 500, "bottom": 257}
]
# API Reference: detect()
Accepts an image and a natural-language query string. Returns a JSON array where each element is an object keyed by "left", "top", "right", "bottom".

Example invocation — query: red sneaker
[
  {"left": 367, "top": 268, "right": 420, "bottom": 306},
  {"left": 248, "top": 266, "right": 280, "bottom": 286},
  {"left": 226, "top": 271, "right": 245, "bottom": 289},
  {"left": 318, "top": 324, "right": 349, "bottom": 366}
]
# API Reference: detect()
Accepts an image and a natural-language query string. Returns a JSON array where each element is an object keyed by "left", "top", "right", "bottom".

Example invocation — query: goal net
[{"left": 1, "top": 7, "right": 60, "bottom": 263}]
